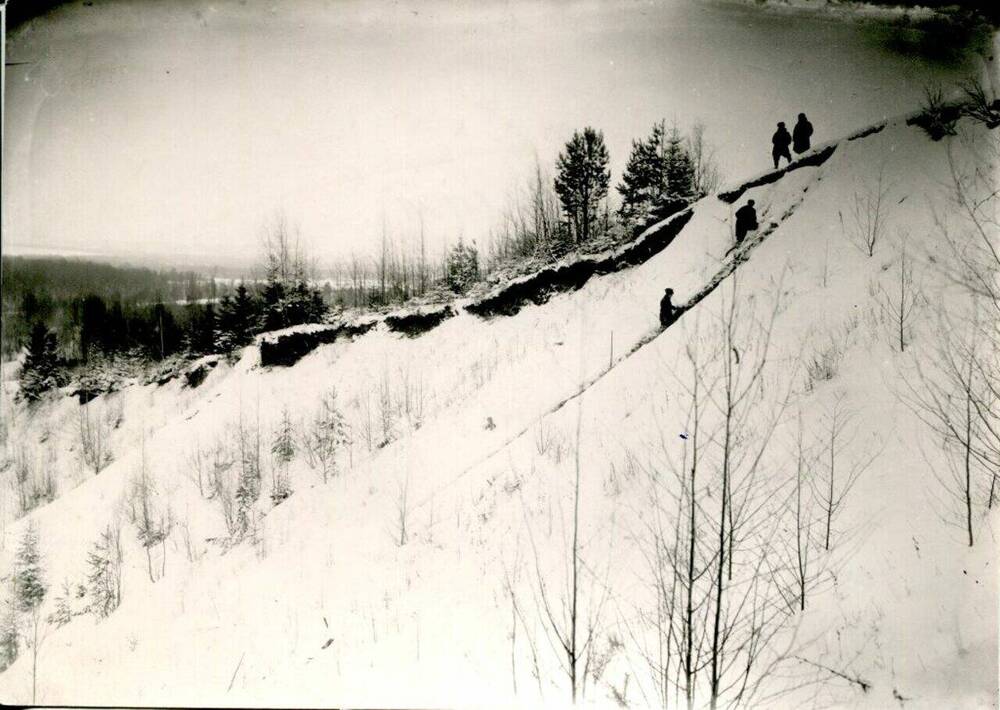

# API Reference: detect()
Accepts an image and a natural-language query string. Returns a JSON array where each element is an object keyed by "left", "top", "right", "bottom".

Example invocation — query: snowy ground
[{"left": 0, "top": 115, "right": 997, "bottom": 708}]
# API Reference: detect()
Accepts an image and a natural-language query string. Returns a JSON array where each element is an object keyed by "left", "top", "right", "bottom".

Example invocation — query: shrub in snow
[
  {"left": 913, "top": 85, "right": 959, "bottom": 141},
  {"left": 960, "top": 79, "right": 1000, "bottom": 129},
  {"left": 805, "top": 340, "right": 843, "bottom": 391}
]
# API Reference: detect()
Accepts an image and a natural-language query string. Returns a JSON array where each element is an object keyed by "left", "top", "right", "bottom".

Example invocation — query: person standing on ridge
[
  {"left": 734, "top": 199, "right": 759, "bottom": 246},
  {"left": 771, "top": 122, "right": 792, "bottom": 169},
  {"left": 793, "top": 113, "right": 813, "bottom": 155}
]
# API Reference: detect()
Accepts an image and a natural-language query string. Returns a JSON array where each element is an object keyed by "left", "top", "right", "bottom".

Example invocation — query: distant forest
[{"left": 1, "top": 257, "right": 219, "bottom": 362}]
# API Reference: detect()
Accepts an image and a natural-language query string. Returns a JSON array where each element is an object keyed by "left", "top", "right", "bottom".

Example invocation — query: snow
[{"left": 0, "top": 116, "right": 996, "bottom": 708}]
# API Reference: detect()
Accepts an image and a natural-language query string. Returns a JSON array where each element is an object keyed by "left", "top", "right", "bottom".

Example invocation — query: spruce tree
[
  {"left": 14, "top": 523, "right": 46, "bottom": 703},
  {"left": 662, "top": 125, "right": 696, "bottom": 214},
  {"left": 19, "top": 323, "right": 60, "bottom": 402},
  {"left": 617, "top": 121, "right": 697, "bottom": 227},
  {"left": 15, "top": 523, "right": 46, "bottom": 615},
  {"left": 554, "top": 127, "right": 610, "bottom": 245},
  {"left": 618, "top": 123, "right": 665, "bottom": 226},
  {"left": 86, "top": 525, "right": 123, "bottom": 618},
  {"left": 446, "top": 240, "right": 480, "bottom": 294}
]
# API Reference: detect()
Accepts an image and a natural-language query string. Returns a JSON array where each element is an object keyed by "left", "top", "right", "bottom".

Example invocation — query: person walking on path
[
  {"left": 772, "top": 122, "right": 792, "bottom": 169},
  {"left": 734, "top": 199, "right": 759, "bottom": 246},
  {"left": 793, "top": 113, "right": 813, "bottom": 155}
]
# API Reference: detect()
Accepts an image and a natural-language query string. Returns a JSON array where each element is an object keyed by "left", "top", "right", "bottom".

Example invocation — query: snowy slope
[{"left": 0, "top": 116, "right": 996, "bottom": 708}]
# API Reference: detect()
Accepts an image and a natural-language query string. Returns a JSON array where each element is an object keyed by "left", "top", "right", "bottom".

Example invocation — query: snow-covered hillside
[{"left": 0, "top": 114, "right": 997, "bottom": 708}]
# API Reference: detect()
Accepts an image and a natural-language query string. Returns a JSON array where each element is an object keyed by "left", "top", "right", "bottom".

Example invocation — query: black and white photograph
[{"left": 0, "top": 0, "right": 998, "bottom": 706}]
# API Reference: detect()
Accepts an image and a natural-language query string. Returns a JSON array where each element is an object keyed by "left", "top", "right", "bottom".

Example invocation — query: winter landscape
[{"left": 1, "top": 0, "right": 999, "bottom": 708}]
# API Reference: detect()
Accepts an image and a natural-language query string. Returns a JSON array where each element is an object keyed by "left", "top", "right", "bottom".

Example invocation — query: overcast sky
[{"left": 2, "top": 0, "right": 978, "bottom": 269}]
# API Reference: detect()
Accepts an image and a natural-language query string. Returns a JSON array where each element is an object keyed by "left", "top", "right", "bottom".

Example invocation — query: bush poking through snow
[
  {"left": 914, "top": 85, "right": 960, "bottom": 141},
  {"left": 805, "top": 340, "right": 843, "bottom": 392},
  {"left": 959, "top": 78, "right": 1000, "bottom": 129}
]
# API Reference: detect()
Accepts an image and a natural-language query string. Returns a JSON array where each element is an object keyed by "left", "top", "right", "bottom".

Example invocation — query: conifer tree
[
  {"left": 86, "top": 524, "right": 123, "bottom": 618},
  {"left": 617, "top": 121, "right": 697, "bottom": 227},
  {"left": 14, "top": 523, "right": 46, "bottom": 703},
  {"left": 662, "top": 124, "right": 696, "bottom": 214},
  {"left": 554, "top": 127, "right": 610, "bottom": 245},
  {"left": 0, "top": 591, "right": 19, "bottom": 672},
  {"left": 446, "top": 240, "right": 480, "bottom": 293},
  {"left": 19, "top": 323, "right": 61, "bottom": 402},
  {"left": 617, "top": 128, "right": 663, "bottom": 225}
]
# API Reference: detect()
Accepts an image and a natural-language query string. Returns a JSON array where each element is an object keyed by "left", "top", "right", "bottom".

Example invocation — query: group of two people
[{"left": 771, "top": 113, "right": 813, "bottom": 169}]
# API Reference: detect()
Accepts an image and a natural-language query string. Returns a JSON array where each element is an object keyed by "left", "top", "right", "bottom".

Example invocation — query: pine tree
[
  {"left": 19, "top": 323, "right": 61, "bottom": 402},
  {"left": 554, "top": 127, "right": 611, "bottom": 245}
]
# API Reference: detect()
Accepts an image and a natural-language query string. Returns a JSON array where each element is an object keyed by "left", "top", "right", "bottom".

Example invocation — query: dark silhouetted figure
[
  {"left": 771, "top": 122, "right": 792, "bottom": 169},
  {"left": 734, "top": 199, "right": 759, "bottom": 245},
  {"left": 659, "top": 288, "right": 681, "bottom": 328},
  {"left": 793, "top": 113, "right": 813, "bottom": 154}
]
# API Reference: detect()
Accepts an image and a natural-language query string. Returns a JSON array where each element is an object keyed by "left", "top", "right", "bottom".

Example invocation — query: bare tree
[
  {"left": 394, "top": 472, "right": 410, "bottom": 547},
  {"left": 907, "top": 127, "right": 1000, "bottom": 543},
  {"left": 840, "top": 166, "right": 891, "bottom": 258},
  {"left": 901, "top": 316, "right": 995, "bottom": 546},
  {"left": 78, "top": 405, "right": 112, "bottom": 474},
  {"left": 127, "top": 440, "right": 171, "bottom": 583},
  {"left": 626, "top": 298, "right": 832, "bottom": 709},
  {"left": 522, "top": 403, "right": 611, "bottom": 703},
  {"left": 871, "top": 230, "right": 922, "bottom": 351},
  {"left": 790, "top": 413, "right": 815, "bottom": 612},
  {"left": 688, "top": 123, "right": 723, "bottom": 198},
  {"left": 814, "top": 395, "right": 880, "bottom": 552}
]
